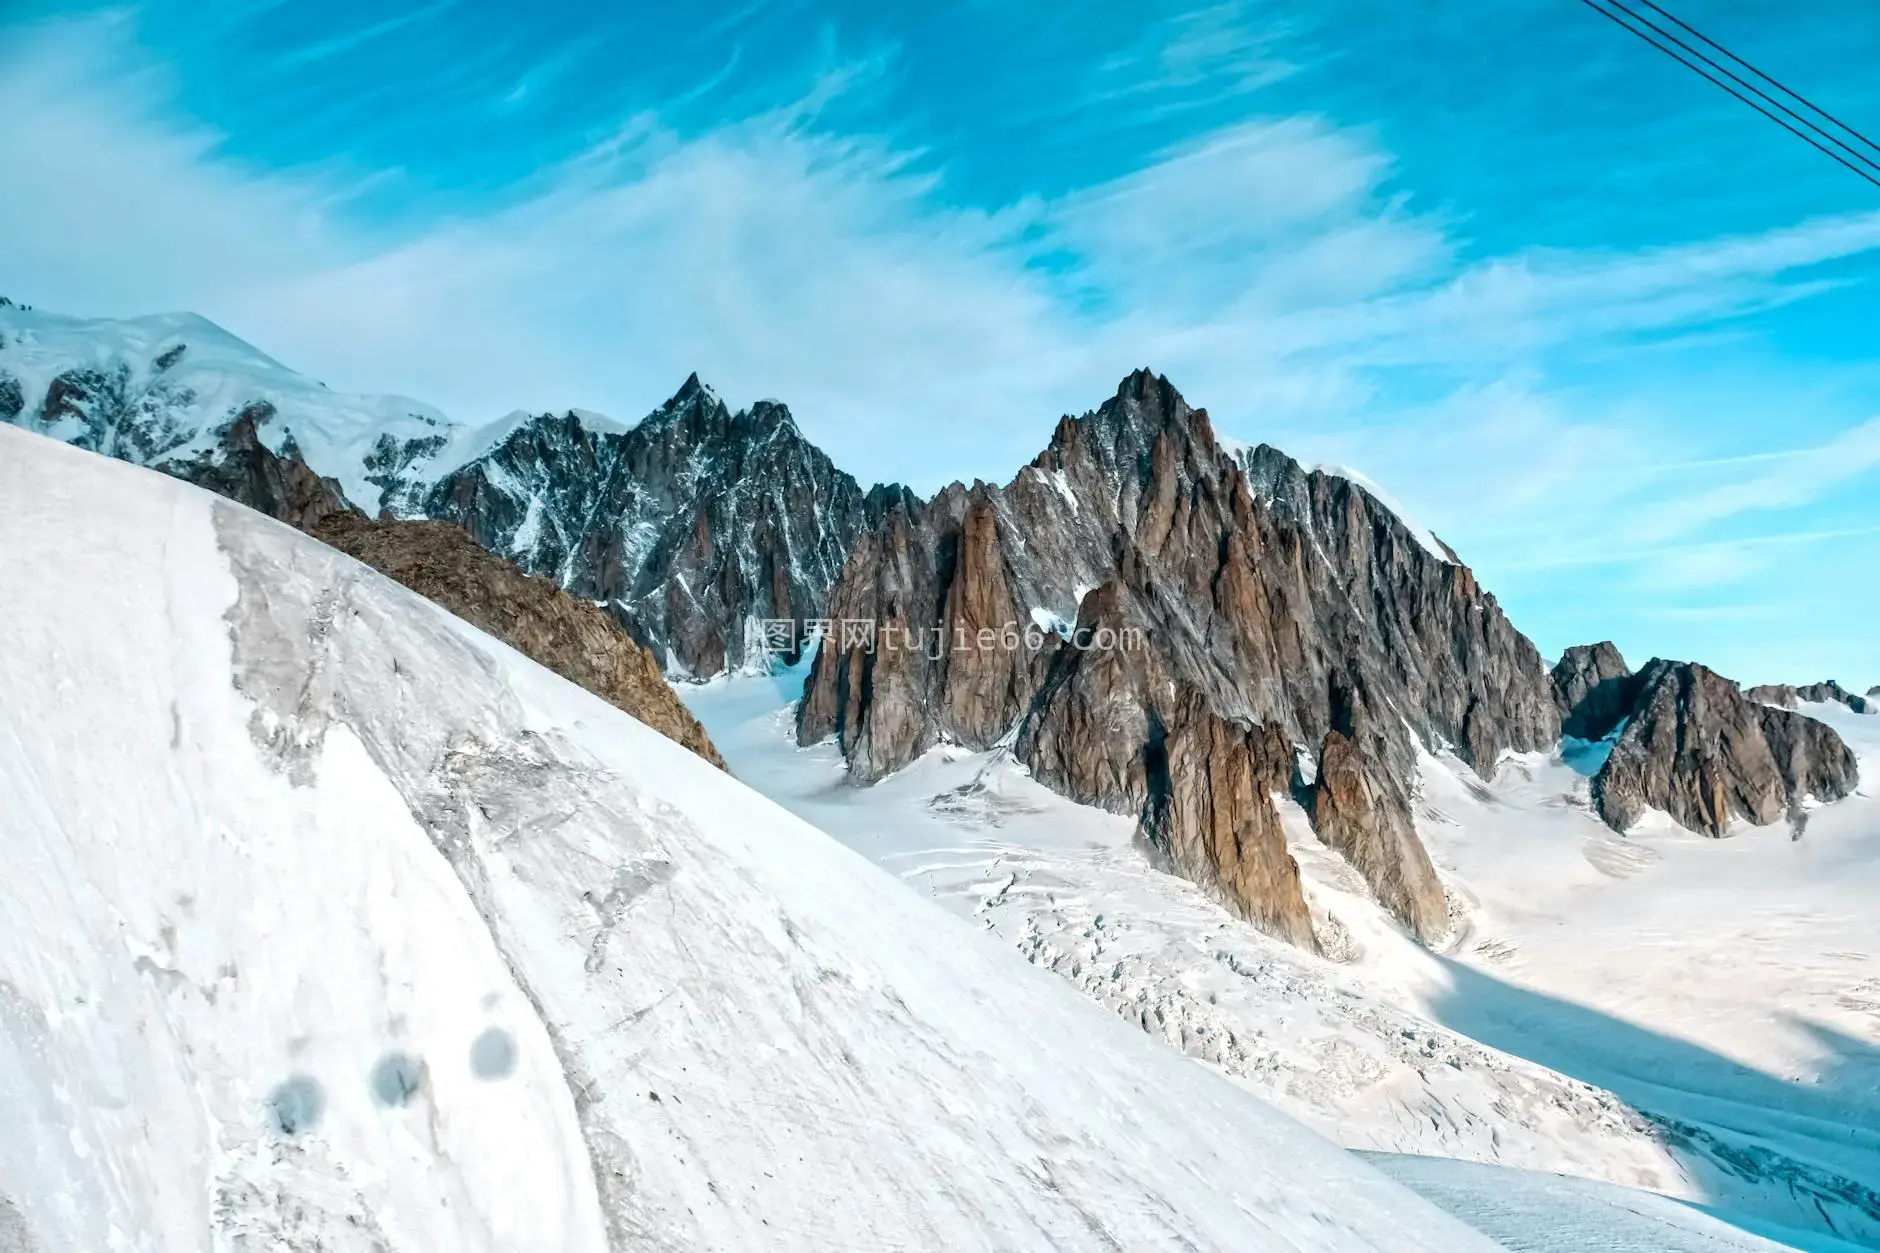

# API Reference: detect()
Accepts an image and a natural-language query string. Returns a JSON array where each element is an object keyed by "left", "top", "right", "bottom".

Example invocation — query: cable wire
[
  {"left": 1601, "top": 0, "right": 1880, "bottom": 173},
  {"left": 1578, "top": 0, "right": 1880, "bottom": 191},
  {"left": 1627, "top": 0, "right": 1880, "bottom": 161}
]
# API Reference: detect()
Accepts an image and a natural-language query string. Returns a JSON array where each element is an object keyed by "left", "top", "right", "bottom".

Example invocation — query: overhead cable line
[
  {"left": 1626, "top": 0, "right": 1880, "bottom": 162},
  {"left": 1577, "top": 0, "right": 1880, "bottom": 191}
]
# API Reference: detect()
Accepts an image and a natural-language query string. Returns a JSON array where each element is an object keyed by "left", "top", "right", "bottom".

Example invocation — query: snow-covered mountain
[
  {"left": 0, "top": 301, "right": 880, "bottom": 675},
  {"left": 6, "top": 301, "right": 1876, "bottom": 1250},
  {"left": 0, "top": 424, "right": 1518, "bottom": 1251},
  {"left": 8, "top": 302, "right": 1863, "bottom": 964},
  {"left": 0, "top": 300, "right": 491, "bottom": 514}
]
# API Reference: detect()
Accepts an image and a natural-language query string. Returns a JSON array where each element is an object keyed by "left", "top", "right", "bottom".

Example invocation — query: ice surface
[{"left": 1365, "top": 1153, "right": 1873, "bottom": 1252}]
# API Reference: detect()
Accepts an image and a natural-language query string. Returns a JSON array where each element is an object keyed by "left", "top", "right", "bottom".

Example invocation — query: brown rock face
[
  {"left": 1593, "top": 660, "right": 1857, "bottom": 835},
  {"left": 1551, "top": 642, "right": 1638, "bottom": 740},
  {"left": 307, "top": 514, "right": 725, "bottom": 770},
  {"left": 800, "top": 370, "right": 1557, "bottom": 946},
  {"left": 162, "top": 406, "right": 354, "bottom": 531},
  {"left": 1312, "top": 727, "right": 1448, "bottom": 944},
  {"left": 1746, "top": 683, "right": 1801, "bottom": 709},
  {"left": 1144, "top": 692, "right": 1320, "bottom": 952}
]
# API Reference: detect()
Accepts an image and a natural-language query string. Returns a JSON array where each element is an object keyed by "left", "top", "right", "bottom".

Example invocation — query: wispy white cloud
[
  {"left": 1093, "top": 1, "right": 1300, "bottom": 108},
  {"left": 1629, "top": 416, "right": 1880, "bottom": 542},
  {"left": 267, "top": 0, "right": 462, "bottom": 70}
]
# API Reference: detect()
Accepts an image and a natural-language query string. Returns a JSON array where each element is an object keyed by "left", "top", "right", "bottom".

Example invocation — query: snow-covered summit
[
  {"left": 0, "top": 303, "right": 508, "bottom": 513},
  {"left": 0, "top": 425, "right": 1502, "bottom": 1250}
]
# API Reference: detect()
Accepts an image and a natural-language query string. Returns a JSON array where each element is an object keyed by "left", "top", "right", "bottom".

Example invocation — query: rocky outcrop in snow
[
  {"left": 309, "top": 512, "right": 725, "bottom": 769},
  {"left": 1748, "top": 680, "right": 1873, "bottom": 715},
  {"left": 423, "top": 376, "right": 891, "bottom": 677},
  {"left": 1552, "top": 642, "right": 1638, "bottom": 741},
  {"left": 163, "top": 405, "right": 357, "bottom": 530},
  {"left": 1591, "top": 659, "right": 1858, "bottom": 835},
  {"left": 91, "top": 408, "right": 726, "bottom": 768},
  {"left": 801, "top": 371, "right": 1557, "bottom": 946}
]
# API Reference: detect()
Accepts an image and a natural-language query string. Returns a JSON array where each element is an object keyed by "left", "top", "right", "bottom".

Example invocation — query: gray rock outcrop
[
  {"left": 1748, "top": 680, "right": 1871, "bottom": 714},
  {"left": 144, "top": 418, "right": 724, "bottom": 768},
  {"left": 1552, "top": 642, "right": 1638, "bottom": 740},
  {"left": 161, "top": 405, "right": 355, "bottom": 531},
  {"left": 1592, "top": 660, "right": 1857, "bottom": 835},
  {"left": 424, "top": 376, "right": 892, "bottom": 677}
]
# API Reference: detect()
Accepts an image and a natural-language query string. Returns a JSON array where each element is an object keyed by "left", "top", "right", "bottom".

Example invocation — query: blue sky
[{"left": 2, "top": 0, "right": 1877, "bottom": 686}]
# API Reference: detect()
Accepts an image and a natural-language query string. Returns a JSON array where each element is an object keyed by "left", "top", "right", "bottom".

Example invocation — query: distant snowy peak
[
  {"left": 0, "top": 303, "right": 473, "bottom": 514},
  {"left": 0, "top": 304, "right": 882, "bottom": 680}
]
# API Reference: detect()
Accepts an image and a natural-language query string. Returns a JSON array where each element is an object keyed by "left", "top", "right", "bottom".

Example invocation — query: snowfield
[
  {"left": 686, "top": 657, "right": 1880, "bottom": 1252},
  {"left": 0, "top": 425, "right": 1516, "bottom": 1250}
]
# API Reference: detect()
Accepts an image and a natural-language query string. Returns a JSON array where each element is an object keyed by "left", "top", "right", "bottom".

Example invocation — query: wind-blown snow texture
[{"left": 0, "top": 425, "right": 1510, "bottom": 1251}]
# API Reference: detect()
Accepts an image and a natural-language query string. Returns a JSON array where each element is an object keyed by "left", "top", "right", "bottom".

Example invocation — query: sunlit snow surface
[
  {"left": 686, "top": 658, "right": 1880, "bottom": 1252},
  {"left": 0, "top": 425, "right": 1510, "bottom": 1250}
]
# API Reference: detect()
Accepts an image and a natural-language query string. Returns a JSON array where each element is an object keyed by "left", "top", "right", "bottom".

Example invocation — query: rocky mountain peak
[
  {"left": 1552, "top": 641, "right": 1635, "bottom": 740},
  {"left": 425, "top": 378, "right": 876, "bottom": 677},
  {"left": 639, "top": 373, "right": 734, "bottom": 443},
  {"left": 1593, "top": 659, "right": 1857, "bottom": 836},
  {"left": 801, "top": 371, "right": 1558, "bottom": 948}
]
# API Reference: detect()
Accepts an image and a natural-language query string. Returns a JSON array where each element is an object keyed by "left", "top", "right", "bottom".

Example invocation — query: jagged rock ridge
[
  {"left": 1748, "top": 680, "right": 1874, "bottom": 715},
  {"left": 1554, "top": 645, "right": 1858, "bottom": 835},
  {"left": 418, "top": 376, "right": 895, "bottom": 677},
  {"left": 801, "top": 370, "right": 1560, "bottom": 947}
]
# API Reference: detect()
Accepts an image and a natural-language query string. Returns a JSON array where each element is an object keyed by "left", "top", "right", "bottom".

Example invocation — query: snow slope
[
  {"left": 0, "top": 425, "right": 1505, "bottom": 1251},
  {"left": 686, "top": 664, "right": 1880, "bottom": 1251}
]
